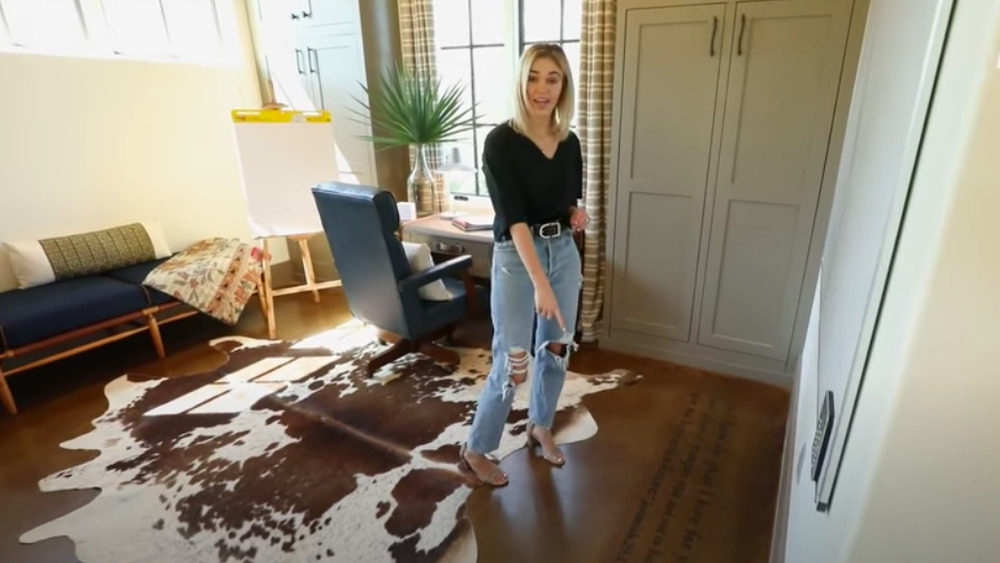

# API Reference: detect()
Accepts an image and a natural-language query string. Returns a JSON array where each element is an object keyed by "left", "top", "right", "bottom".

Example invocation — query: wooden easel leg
[
  {"left": 0, "top": 368, "right": 16, "bottom": 415},
  {"left": 256, "top": 274, "right": 268, "bottom": 322},
  {"left": 298, "top": 237, "right": 321, "bottom": 303},
  {"left": 260, "top": 238, "right": 277, "bottom": 339},
  {"left": 146, "top": 313, "right": 166, "bottom": 359}
]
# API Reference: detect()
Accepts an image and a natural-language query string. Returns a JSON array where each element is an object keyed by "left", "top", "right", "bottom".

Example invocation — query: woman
[{"left": 461, "top": 43, "right": 588, "bottom": 487}]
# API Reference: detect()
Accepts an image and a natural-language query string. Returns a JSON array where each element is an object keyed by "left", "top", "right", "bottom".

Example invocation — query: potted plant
[{"left": 355, "top": 65, "right": 477, "bottom": 216}]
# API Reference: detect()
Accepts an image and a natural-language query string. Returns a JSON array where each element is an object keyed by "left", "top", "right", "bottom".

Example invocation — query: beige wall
[
  {"left": 0, "top": 1, "right": 271, "bottom": 292},
  {"left": 778, "top": 0, "right": 1000, "bottom": 560}
]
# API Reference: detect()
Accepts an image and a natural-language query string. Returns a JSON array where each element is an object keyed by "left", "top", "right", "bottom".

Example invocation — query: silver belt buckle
[{"left": 539, "top": 221, "right": 561, "bottom": 239}]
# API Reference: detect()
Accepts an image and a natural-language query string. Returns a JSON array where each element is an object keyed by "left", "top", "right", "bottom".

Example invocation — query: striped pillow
[{"left": 3, "top": 222, "right": 172, "bottom": 288}]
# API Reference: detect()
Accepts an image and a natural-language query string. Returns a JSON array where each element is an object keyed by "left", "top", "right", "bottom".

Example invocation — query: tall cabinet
[
  {"left": 602, "top": 0, "right": 860, "bottom": 383},
  {"left": 284, "top": 0, "right": 378, "bottom": 187}
]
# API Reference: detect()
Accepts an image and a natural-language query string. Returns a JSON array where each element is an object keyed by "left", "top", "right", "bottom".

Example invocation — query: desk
[
  {"left": 401, "top": 213, "right": 587, "bottom": 342},
  {"left": 399, "top": 214, "right": 495, "bottom": 280}
]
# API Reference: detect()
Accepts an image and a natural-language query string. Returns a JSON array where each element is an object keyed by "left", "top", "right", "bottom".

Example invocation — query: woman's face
[{"left": 525, "top": 56, "right": 563, "bottom": 120}]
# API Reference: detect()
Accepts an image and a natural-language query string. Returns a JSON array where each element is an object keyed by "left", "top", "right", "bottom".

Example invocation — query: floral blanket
[{"left": 143, "top": 238, "right": 265, "bottom": 325}]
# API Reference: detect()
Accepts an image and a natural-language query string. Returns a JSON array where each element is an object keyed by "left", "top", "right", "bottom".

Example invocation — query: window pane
[
  {"left": 563, "top": 0, "right": 583, "bottom": 41},
  {"left": 103, "top": 0, "right": 170, "bottom": 55},
  {"left": 522, "top": 0, "right": 560, "bottom": 43},
  {"left": 472, "top": 46, "right": 508, "bottom": 125},
  {"left": 440, "top": 137, "right": 478, "bottom": 195},
  {"left": 162, "top": 0, "right": 221, "bottom": 57},
  {"left": 436, "top": 47, "right": 475, "bottom": 118},
  {"left": 562, "top": 42, "right": 581, "bottom": 89},
  {"left": 3, "top": 0, "right": 86, "bottom": 49},
  {"left": 470, "top": 0, "right": 503, "bottom": 45},
  {"left": 432, "top": 0, "right": 469, "bottom": 48},
  {"left": 473, "top": 124, "right": 496, "bottom": 196}
]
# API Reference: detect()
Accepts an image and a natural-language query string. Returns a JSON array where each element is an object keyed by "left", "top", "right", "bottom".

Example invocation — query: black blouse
[{"left": 481, "top": 121, "right": 583, "bottom": 241}]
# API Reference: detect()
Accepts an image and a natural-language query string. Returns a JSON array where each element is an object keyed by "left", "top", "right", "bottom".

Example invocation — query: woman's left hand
[{"left": 570, "top": 207, "right": 589, "bottom": 231}]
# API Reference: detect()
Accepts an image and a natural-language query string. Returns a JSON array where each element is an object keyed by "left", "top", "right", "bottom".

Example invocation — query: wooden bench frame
[{"left": 0, "top": 279, "right": 269, "bottom": 415}]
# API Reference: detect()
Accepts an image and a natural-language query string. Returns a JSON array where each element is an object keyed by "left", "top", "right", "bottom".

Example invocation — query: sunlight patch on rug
[{"left": 20, "top": 320, "right": 639, "bottom": 563}]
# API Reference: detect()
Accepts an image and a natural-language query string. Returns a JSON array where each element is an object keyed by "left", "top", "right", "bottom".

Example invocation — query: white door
[
  {"left": 697, "top": 0, "right": 852, "bottom": 361},
  {"left": 811, "top": 0, "right": 955, "bottom": 508},
  {"left": 609, "top": 3, "right": 726, "bottom": 343},
  {"left": 308, "top": 32, "right": 377, "bottom": 186}
]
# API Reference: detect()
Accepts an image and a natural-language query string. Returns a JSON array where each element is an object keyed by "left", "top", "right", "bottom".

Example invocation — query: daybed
[{"left": 0, "top": 223, "right": 265, "bottom": 414}]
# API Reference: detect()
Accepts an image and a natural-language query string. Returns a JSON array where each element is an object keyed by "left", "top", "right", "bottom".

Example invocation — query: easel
[
  {"left": 231, "top": 88, "right": 345, "bottom": 339},
  {"left": 256, "top": 233, "right": 341, "bottom": 339}
]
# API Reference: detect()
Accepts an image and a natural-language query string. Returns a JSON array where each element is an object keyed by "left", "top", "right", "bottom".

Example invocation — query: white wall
[
  {"left": 0, "top": 1, "right": 275, "bottom": 292},
  {"left": 777, "top": 0, "right": 1000, "bottom": 561}
]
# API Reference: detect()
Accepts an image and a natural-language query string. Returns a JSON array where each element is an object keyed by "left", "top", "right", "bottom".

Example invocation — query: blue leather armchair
[{"left": 311, "top": 181, "right": 486, "bottom": 376}]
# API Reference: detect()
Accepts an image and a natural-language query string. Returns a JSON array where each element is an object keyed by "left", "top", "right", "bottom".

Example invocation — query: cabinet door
[
  {"left": 697, "top": 0, "right": 851, "bottom": 360},
  {"left": 289, "top": 0, "right": 310, "bottom": 23},
  {"left": 300, "top": 0, "right": 358, "bottom": 28},
  {"left": 609, "top": 4, "right": 726, "bottom": 342},
  {"left": 307, "top": 33, "right": 377, "bottom": 186},
  {"left": 294, "top": 41, "right": 321, "bottom": 104}
]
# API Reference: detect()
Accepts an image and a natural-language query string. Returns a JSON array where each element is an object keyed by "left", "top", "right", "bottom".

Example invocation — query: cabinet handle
[
  {"left": 307, "top": 47, "right": 317, "bottom": 74},
  {"left": 738, "top": 14, "right": 746, "bottom": 56},
  {"left": 295, "top": 48, "right": 304, "bottom": 74},
  {"left": 290, "top": 12, "right": 299, "bottom": 20},
  {"left": 710, "top": 16, "right": 718, "bottom": 57},
  {"left": 303, "top": 0, "right": 313, "bottom": 18}
]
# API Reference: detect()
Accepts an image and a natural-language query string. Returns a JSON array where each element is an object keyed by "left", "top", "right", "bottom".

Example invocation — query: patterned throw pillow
[{"left": 3, "top": 222, "right": 172, "bottom": 288}]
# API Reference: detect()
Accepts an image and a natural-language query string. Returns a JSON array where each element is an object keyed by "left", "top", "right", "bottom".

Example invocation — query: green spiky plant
[
  {"left": 355, "top": 64, "right": 478, "bottom": 148},
  {"left": 353, "top": 65, "right": 478, "bottom": 216}
]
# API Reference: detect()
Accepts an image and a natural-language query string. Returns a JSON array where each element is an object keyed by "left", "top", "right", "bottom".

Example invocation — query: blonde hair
[{"left": 509, "top": 43, "right": 575, "bottom": 140}]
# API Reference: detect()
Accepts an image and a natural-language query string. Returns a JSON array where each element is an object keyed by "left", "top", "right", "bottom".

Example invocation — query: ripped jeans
[{"left": 465, "top": 228, "right": 581, "bottom": 454}]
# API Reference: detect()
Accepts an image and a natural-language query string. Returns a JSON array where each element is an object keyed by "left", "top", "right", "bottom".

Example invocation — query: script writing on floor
[{"left": 615, "top": 392, "right": 735, "bottom": 563}]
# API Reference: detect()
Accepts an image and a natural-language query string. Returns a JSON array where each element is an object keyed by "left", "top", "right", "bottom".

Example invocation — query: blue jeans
[{"left": 465, "top": 229, "right": 582, "bottom": 454}]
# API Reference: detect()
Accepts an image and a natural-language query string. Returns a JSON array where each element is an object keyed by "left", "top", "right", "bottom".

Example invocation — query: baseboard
[
  {"left": 769, "top": 364, "right": 801, "bottom": 563},
  {"left": 599, "top": 334, "right": 793, "bottom": 388}
]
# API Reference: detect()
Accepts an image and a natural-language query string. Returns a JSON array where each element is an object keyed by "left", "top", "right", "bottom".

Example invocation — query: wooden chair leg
[
  {"left": 366, "top": 339, "right": 413, "bottom": 377},
  {"left": 146, "top": 313, "right": 166, "bottom": 359},
  {"left": 417, "top": 340, "right": 461, "bottom": 366},
  {"left": 297, "top": 237, "right": 321, "bottom": 304},
  {"left": 0, "top": 368, "right": 16, "bottom": 415}
]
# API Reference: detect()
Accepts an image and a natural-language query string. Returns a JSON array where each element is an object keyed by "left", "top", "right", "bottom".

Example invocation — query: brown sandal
[{"left": 460, "top": 445, "right": 509, "bottom": 487}]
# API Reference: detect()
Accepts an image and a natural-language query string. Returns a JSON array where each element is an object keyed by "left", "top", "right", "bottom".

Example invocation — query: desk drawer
[{"left": 403, "top": 231, "right": 493, "bottom": 279}]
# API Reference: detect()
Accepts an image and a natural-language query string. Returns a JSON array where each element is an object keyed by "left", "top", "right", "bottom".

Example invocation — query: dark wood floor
[{"left": 0, "top": 289, "right": 790, "bottom": 563}]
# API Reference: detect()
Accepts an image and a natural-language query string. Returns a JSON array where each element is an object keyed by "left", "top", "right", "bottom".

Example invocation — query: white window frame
[
  {"left": 0, "top": 0, "right": 239, "bottom": 66},
  {"left": 433, "top": 0, "right": 582, "bottom": 202}
]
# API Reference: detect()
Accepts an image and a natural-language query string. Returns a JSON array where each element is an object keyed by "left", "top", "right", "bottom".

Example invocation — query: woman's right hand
[{"left": 535, "top": 283, "right": 565, "bottom": 331}]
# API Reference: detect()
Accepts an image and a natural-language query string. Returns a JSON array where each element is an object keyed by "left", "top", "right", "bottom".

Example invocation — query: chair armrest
[{"left": 398, "top": 255, "right": 473, "bottom": 294}]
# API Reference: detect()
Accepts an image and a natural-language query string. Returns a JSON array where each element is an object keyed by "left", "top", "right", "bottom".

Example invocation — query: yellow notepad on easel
[{"left": 230, "top": 108, "right": 341, "bottom": 237}]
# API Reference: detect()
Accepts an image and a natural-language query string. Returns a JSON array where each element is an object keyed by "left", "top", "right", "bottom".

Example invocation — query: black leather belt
[
  {"left": 531, "top": 221, "right": 567, "bottom": 239},
  {"left": 499, "top": 220, "right": 570, "bottom": 241}
]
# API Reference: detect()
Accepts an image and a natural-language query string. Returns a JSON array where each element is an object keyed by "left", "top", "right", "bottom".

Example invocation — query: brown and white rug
[{"left": 20, "top": 321, "right": 638, "bottom": 562}]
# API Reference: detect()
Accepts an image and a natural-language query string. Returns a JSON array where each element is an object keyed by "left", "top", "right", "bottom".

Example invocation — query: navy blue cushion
[
  {"left": 102, "top": 258, "right": 174, "bottom": 305},
  {"left": 0, "top": 277, "right": 150, "bottom": 352}
]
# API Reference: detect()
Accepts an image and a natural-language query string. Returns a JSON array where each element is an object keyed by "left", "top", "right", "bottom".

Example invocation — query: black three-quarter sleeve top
[{"left": 481, "top": 121, "right": 583, "bottom": 241}]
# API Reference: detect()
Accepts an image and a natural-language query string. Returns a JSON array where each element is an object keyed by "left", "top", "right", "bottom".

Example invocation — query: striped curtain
[
  {"left": 577, "top": 0, "right": 617, "bottom": 343},
  {"left": 398, "top": 0, "right": 449, "bottom": 213}
]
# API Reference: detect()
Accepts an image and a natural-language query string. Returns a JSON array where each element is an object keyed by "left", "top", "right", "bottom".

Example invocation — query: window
[
  {"left": 432, "top": 0, "right": 583, "bottom": 197},
  {"left": 0, "top": 0, "right": 232, "bottom": 63}
]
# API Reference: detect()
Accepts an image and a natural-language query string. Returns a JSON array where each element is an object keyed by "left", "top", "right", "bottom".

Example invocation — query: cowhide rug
[{"left": 20, "top": 320, "right": 638, "bottom": 563}]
